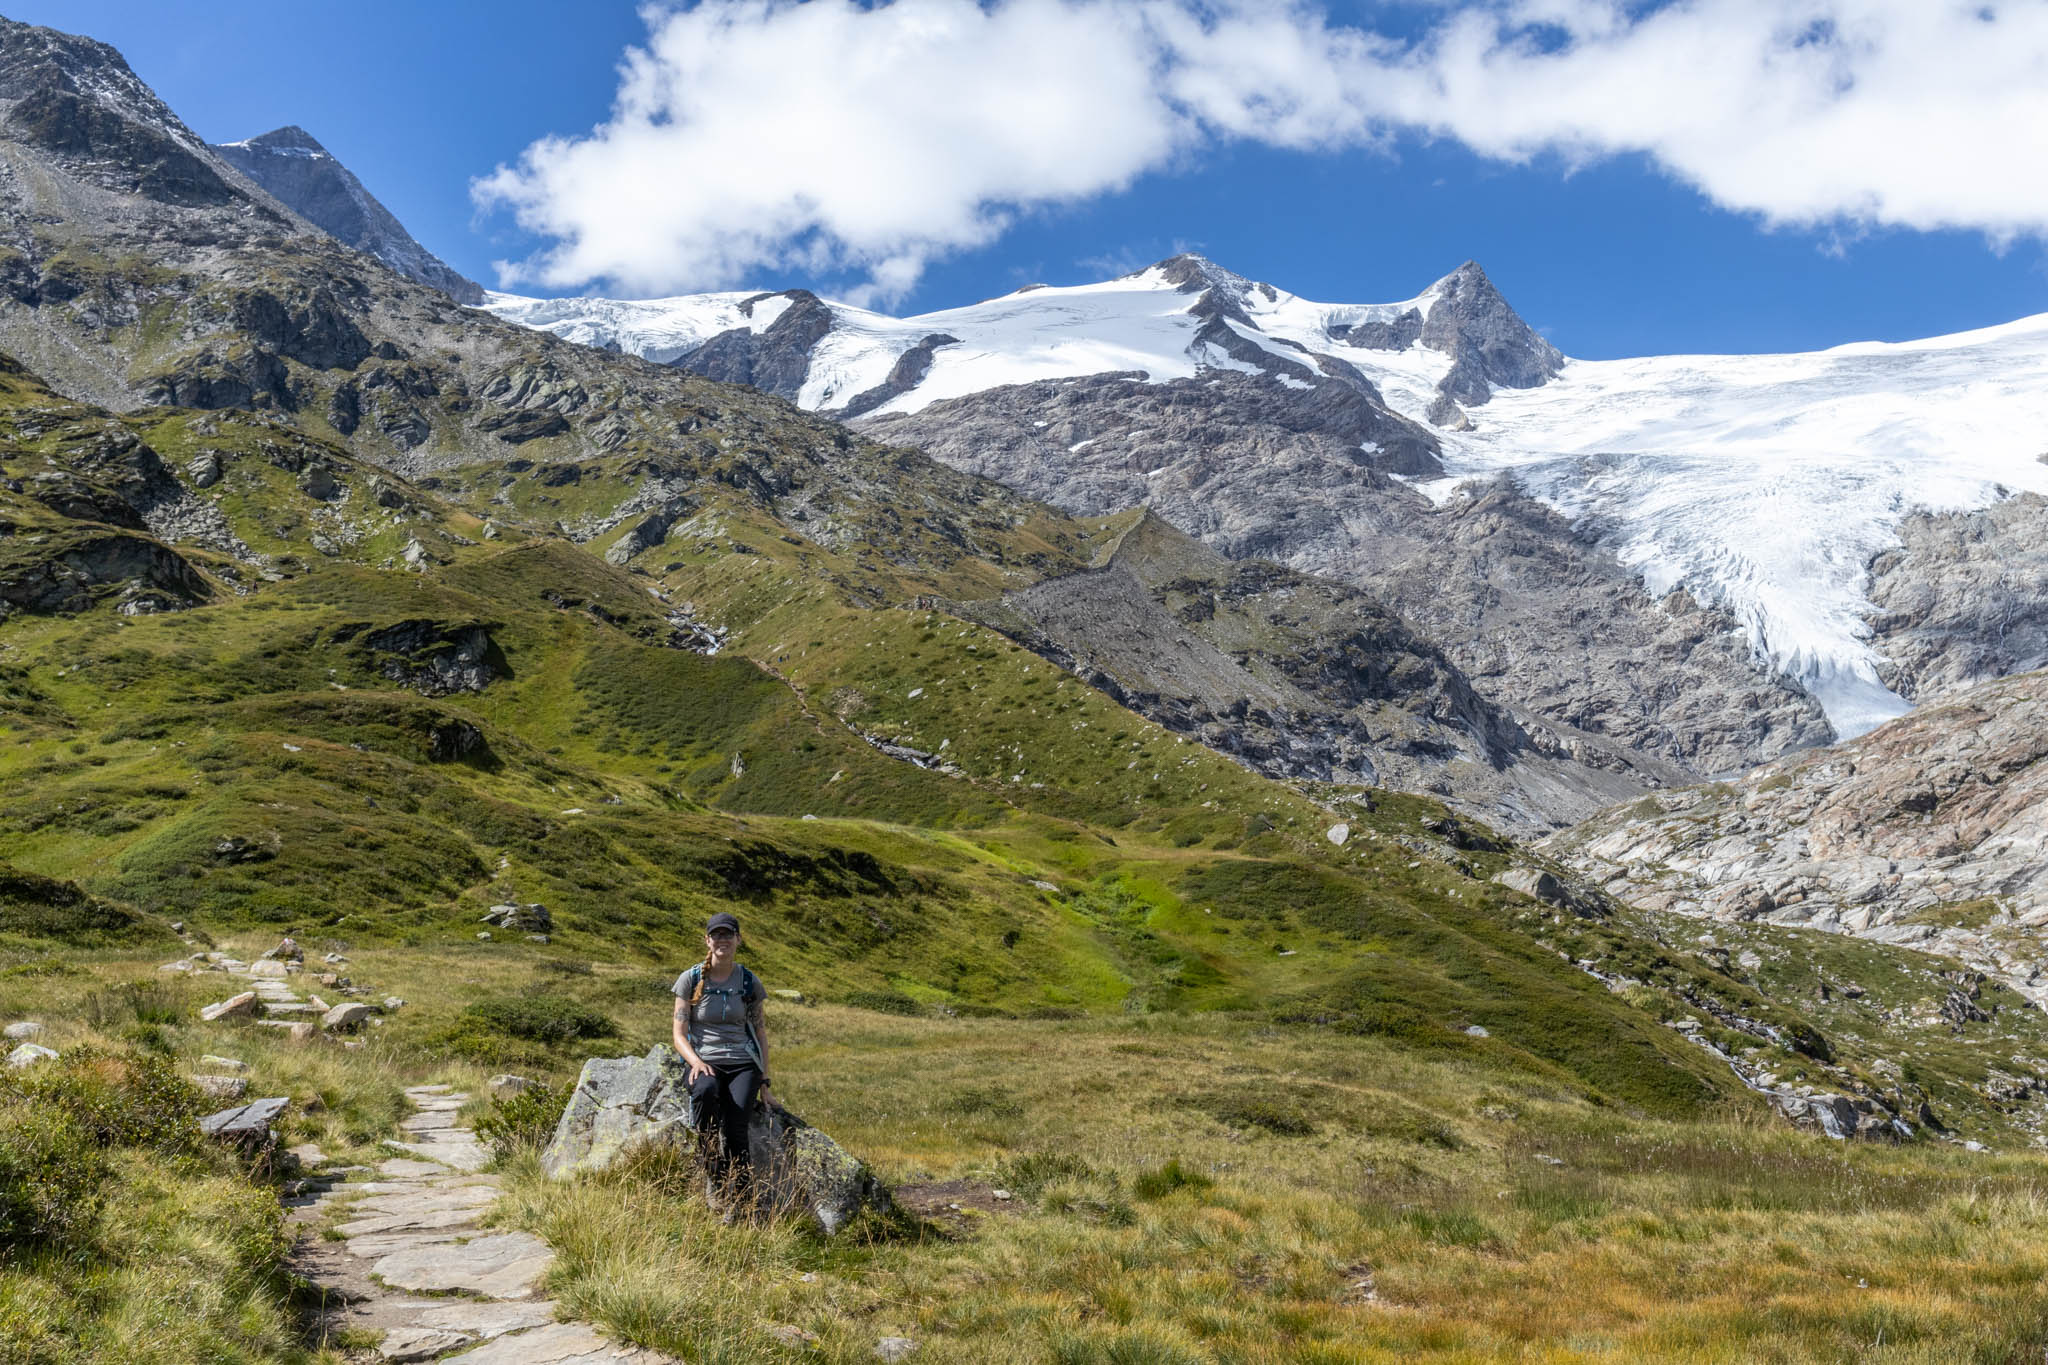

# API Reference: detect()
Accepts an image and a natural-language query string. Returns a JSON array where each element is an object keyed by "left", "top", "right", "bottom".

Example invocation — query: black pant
[{"left": 688, "top": 1062, "right": 762, "bottom": 1187}]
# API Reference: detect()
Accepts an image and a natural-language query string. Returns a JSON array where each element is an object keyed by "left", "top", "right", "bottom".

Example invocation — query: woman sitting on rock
[{"left": 672, "top": 911, "right": 771, "bottom": 1218}]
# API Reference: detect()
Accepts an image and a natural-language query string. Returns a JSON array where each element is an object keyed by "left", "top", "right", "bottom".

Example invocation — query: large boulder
[{"left": 541, "top": 1046, "right": 891, "bottom": 1235}]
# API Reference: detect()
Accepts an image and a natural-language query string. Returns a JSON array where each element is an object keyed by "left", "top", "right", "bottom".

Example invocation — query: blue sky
[{"left": 18, "top": 0, "right": 2048, "bottom": 359}]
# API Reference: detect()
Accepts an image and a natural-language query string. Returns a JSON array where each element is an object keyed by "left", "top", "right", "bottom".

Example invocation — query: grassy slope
[
  {"left": 12, "top": 944, "right": 2048, "bottom": 1364},
  {"left": 9, "top": 367, "right": 2048, "bottom": 1358}
]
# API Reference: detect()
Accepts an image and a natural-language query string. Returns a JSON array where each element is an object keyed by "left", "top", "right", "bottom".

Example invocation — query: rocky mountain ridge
[
  {"left": 490, "top": 245, "right": 2048, "bottom": 769},
  {"left": 213, "top": 125, "right": 484, "bottom": 305},
  {"left": 0, "top": 13, "right": 1689, "bottom": 830}
]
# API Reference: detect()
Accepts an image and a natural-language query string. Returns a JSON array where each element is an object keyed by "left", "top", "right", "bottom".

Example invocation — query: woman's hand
[{"left": 685, "top": 1056, "right": 713, "bottom": 1085}]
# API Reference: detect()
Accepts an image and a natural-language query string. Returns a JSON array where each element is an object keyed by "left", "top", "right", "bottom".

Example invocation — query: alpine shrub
[{"left": 475, "top": 1081, "right": 565, "bottom": 1163}]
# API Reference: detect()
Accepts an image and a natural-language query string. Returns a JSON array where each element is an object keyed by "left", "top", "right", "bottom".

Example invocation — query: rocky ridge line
[{"left": 213, "top": 126, "right": 485, "bottom": 305}]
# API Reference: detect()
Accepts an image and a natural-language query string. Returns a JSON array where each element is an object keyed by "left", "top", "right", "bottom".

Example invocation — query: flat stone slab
[
  {"left": 379, "top": 1326, "right": 475, "bottom": 1362},
  {"left": 350, "top": 1186, "right": 501, "bottom": 1216},
  {"left": 401, "top": 1112, "right": 470, "bottom": 1132},
  {"left": 414, "top": 1301, "right": 560, "bottom": 1339},
  {"left": 378, "top": 1157, "right": 454, "bottom": 1178},
  {"left": 347, "top": 1177, "right": 499, "bottom": 1198},
  {"left": 346, "top": 1228, "right": 473, "bottom": 1258},
  {"left": 335, "top": 1205, "right": 487, "bottom": 1238},
  {"left": 445, "top": 1321, "right": 675, "bottom": 1363},
  {"left": 373, "top": 1232, "right": 555, "bottom": 1300},
  {"left": 405, "top": 1084, "right": 457, "bottom": 1096},
  {"left": 383, "top": 1139, "right": 490, "bottom": 1173}
]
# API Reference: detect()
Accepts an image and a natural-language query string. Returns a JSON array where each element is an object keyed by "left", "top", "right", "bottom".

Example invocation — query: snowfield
[{"left": 486, "top": 267, "right": 2048, "bottom": 736}]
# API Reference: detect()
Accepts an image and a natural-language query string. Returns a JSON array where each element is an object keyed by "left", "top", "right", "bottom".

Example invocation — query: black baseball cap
[{"left": 706, "top": 912, "right": 741, "bottom": 935}]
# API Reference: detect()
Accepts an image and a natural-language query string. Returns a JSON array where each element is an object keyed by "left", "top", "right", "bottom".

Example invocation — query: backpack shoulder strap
[{"left": 739, "top": 964, "right": 762, "bottom": 1003}]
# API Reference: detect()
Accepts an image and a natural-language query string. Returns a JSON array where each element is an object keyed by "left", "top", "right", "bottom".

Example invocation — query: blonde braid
[{"left": 689, "top": 948, "right": 713, "bottom": 1007}]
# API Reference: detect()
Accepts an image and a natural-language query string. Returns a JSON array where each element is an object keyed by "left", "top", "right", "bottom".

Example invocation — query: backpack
[{"left": 679, "top": 962, "right": 760, "bottom": 1007}]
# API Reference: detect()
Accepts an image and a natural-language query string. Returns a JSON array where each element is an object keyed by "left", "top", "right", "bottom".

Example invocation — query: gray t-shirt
[{"left": 673, "top": 966, "right": 761, "bottom": 1067}]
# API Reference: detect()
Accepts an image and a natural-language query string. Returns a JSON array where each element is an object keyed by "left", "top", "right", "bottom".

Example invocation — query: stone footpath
[
  {"left": 292, "top": 1084, "right": 676, "bottom": 1363},
  {"left": 180, "top": 942, "right": 393, "bottom": 1047}
]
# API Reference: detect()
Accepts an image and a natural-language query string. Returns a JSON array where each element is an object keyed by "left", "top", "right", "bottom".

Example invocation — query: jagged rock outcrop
[
  {"left": 832, "top": 332, "right": 959, "bottom": 420},
  {"left": 1547, "top": 668, "right": 2048, "bottom": 1003},
  {"left": 1867, "top": 493, "right": 2048, "bottom": 702},
  {"left": 330, "top": 620, "right": 499, "bottom": 696},
  {"left": 543, "top": 1047, "right": 891, "bottom": 1235},
  {"left": 952, "top": 510, "right": 1673, "bottom": 830},
  {"left": 1417, "top": 261, "right": 1564, "bottom": 408},
  {"left": 213, "top": 126, "right": 484, "bottom": 304},
  {"left": 673, "top": 291, "right": 835, "bottom": 402}
]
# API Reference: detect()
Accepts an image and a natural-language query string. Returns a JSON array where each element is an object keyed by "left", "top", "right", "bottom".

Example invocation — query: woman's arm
[{"left": 673, "top": 997, "right": 711, "bottom": 1081}]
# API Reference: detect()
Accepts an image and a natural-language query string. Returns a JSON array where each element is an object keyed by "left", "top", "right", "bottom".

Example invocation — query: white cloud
[{"left": 477, "top": 0, "right": 2048, "bottom": 301}]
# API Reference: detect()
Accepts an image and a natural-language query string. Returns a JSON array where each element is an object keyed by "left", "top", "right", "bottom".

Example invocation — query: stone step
[{"left": 372, "top": 1231, "right": 555, "bottom": 1300}]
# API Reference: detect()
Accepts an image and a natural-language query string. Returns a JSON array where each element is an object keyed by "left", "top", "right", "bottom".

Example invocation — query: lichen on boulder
[{"left": 541, "top": 1046, "right": 891, "bottom": 1235}]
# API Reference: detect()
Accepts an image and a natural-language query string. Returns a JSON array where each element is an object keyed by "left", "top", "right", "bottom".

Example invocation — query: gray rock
[
  {"left": 298, "top": 463, "right": 339, "bottom": 499},
  {"left": 199, "top": 1096, "right": 288, "bottom": 1143},
  {"left": 189, "top": 1073, "right": 248, "bottom": 1099},
  {"left": 349, "top": 620, "right": 497, "bottom": 696},
  {"left": 480, "top": 903, "right": 551, "bottom": 933},
  {"left": 943, "top": 510, "right": 1667, "bottom": 833},
  {"left": 831, "top": 332, "right": 960, "bottom": 420},
  {"left": 673, "top": 290, "right": 835, "bottom": 401},
  {"left": 488, "top": 1074, "right": 534, "bottom": 1099},
  {"left": 183, "top": 453, "right": 221, "bottom": 488},
  {"left": 260, "top": 935, "right": 303, "bottom": 962},
  {"left": 6, "top": 1042, "right": 57, "bottom": 1068},
  {"left": 199, "top": 991, "right": 257, "bottom": 1022},
  {"left": 412, "top": 1300, "right": 559, "bottom": 1340},
  {"left": 322, "top": 1002, "right": 374, "bottom": 1032},
  {"left": 198, "top": 1054, "right": 247, "bottom": 1071},
  {"left": 875, "top": 1338, "right": 918, "bottom": 1361},
  {"left": 542, "top": 1046, "right": 892, "bottom": 1234},
  {"left": 865, "top": 406, "right": 1828, "bottom": 797},
  {"left": 440, "top": 1320, "right": 676, "bottom": 1362},
  {"left": 1491, "top": 867, "right": 1604, "bottom": 917},
  {"left": 2, "top": 1020, "right": 42, "bottom": 1040}
]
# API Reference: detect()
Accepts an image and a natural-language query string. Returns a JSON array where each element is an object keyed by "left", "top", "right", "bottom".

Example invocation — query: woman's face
[{"left": 706, "top": 928, "right": 739, "bottom": 964}]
